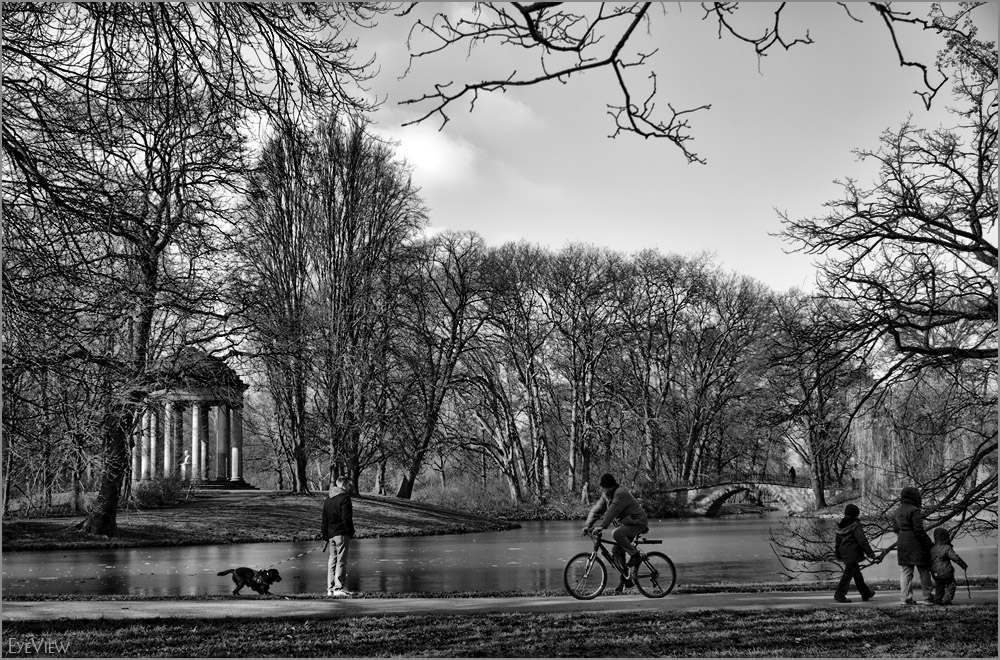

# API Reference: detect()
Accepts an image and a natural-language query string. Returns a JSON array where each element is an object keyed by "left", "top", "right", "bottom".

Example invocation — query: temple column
[
  {"left": 131, "top": 420, "right": 142, "bottom": 483},
  {"left": 230, "top": 405, "right": 244, "bottom": 482},
  {"left": 215, "top": 403, "right": 230, "bottom": 481},
  {"left": 190, "top": 404, "right": 202, "bottom": 483},
  {"left": 163, "top": 402, "right": 176, "bottom": 477},
  {"left": 140, "top": 410, "right": 152, "bottom": 481},
  {"left": 199, "top": 405, "right": 211, "bottom": 481},
  {"left": 149, "top": 407, "right": 161, "bottom": 479},
  {"left": 173, "top": 402, "right": 187, "bottom": 479}
]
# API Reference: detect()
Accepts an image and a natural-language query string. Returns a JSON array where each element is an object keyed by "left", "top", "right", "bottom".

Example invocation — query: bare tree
[
  {"left": 3, "top": 3, "right": 387, "bottom": 210},
  {"left": 399, "top": 2, "right": 980, "bottom": 162},
  {"left": 307, "top": 118, "right": 427, "bottom": 486},
  {"left": 393, "top": 232, "right": 490, "bottom": 499},
  {"left": 782, "top": 10, "right": 996, "bottom": 367},
  {"left": 768, "top": 293, "right": 864, "bottom": 507},
  {"left": 613, "top": 251, "right": 706, "bottom": 483},
  {"left": 455, "top": 347, "right": 530, "bottom": 505},
  {"left": 668, "top": 271, "right": 773, "bottom": 484},
  {"left": 773, "top": 17, "right": 996, "bottom": 572},
  {"left": 4, "top": 63, "right": 250, "bottom": 533},
  {"left": 2, "top": 4, "right": 388, "bottom": 534},
  {"left": 479, "top": 243, "right": 556, "bottom": 500},
  {"left": 238, "top": 126, "right": 319, "bottom": 494},
  {"left": 781, "top": 16, "right": 996, "bottom": 479},
  {"left": 542, "top": 245, "right": 624, "bottom": 493}
]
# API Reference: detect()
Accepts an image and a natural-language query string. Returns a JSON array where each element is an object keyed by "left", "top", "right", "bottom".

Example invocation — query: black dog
[{"left": 217, "top": 567, "right": 282, "bottom": 595}]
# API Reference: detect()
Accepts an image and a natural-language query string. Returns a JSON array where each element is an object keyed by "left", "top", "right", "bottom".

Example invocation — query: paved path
[{"left": 4, "top": 588, "right": 996, "bottom": 622}]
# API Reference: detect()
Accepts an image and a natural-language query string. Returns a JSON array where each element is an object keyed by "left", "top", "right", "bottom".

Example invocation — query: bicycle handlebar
[{"left": 583, "top": 528, "right": 661, "bottom": 545}]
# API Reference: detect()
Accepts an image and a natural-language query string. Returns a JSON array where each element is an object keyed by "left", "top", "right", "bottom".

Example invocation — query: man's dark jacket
[{"left": 322, "top": 487, "right": 355, "bottom": 539}]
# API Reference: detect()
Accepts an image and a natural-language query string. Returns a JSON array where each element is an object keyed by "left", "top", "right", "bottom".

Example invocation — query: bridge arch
[
  {"left": 703, "top": 486, "right": 755, "bottom": 517},
  {"left": 640, "top": 479, "right": 837, "bottom": 517},
  {"left": 698, "top": 483, "right": 805, "bottom": 517}
]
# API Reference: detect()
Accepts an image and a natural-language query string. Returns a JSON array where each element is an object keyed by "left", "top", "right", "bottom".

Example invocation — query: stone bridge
[{"left": 641, "top": 480, "right": 849, "bottom": 517}]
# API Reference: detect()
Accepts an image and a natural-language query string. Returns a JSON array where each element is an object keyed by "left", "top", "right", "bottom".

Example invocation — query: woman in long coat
[{"left": 893, "top": 486, "right": 934, "bottom": 605}]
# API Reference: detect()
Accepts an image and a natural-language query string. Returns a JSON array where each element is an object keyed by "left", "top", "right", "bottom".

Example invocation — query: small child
[
  {"left": 834, "top": 503, "right": 877, "bottom": 603},
  {"left": 930, "top": 528, "right": 968, "bottom": 605}
]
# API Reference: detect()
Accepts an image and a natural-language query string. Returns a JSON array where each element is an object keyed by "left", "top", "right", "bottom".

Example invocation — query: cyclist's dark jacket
[{"left": 586, "top": 486, "right": 647, "bottom": 530}]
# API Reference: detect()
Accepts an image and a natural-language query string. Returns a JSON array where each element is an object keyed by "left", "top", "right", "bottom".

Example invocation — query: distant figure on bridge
[
  {"left": 893, "top": 486, "right": 935, "bottom": 606},
  {"left": 833, "top": 503, "right": 876, "bottom": 603},
  {"left": 583, "top": 473, "right": 648, "bottom": 594},
  {"left": 788, "top": 466, "right": 796, "bottom": 484}
]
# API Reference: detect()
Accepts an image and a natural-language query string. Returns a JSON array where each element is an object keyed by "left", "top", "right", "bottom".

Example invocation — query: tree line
[{"left": 237, "top": 168, "right": 853, "bottom": 504}]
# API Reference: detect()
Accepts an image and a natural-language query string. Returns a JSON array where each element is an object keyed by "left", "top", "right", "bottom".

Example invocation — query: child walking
[
  {"left": 834, "top": 503, "right": 877, "bottom": 603},
  {"left": 930, "top": 528, "right": 968, "bottom": 605}
]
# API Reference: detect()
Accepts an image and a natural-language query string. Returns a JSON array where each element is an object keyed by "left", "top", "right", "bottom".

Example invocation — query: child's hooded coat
[{"left": 930, "top": 527, "right": 968, "bottom": 579}]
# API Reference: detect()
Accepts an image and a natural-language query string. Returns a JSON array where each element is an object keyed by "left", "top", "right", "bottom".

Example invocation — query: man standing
[
  {"left": 583, "top": 473, "right": 649, "bottom": 594},
  {"left": 322, "top": 476, "right": 356, "bottom": 598}
]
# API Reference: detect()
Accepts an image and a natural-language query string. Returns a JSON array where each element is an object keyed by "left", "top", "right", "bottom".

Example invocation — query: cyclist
[{"left": 582, "top": 473, "right": 649, "bottom": 593}]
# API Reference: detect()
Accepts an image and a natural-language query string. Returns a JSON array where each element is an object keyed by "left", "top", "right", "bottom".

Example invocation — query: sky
[{"left": 350, "top": 2, "right": 998, "bottom": 293}]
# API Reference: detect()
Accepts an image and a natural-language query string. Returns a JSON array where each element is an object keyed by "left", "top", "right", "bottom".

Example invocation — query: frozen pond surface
[{"left": 3, "top": 517, "right": 996, "bottom": 596}]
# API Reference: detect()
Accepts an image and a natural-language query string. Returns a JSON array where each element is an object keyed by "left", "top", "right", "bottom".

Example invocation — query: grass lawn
[
  {"left": 2, "top": 492, "right": 519, "bottom": 551},
  {"left": 3, "top": 604, "right": 996, "bottom": 657}
]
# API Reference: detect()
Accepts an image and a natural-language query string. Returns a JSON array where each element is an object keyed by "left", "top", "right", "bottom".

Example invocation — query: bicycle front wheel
[
  {"left": 634, "top": 551, "right": 676, "bottom": 597},
  {"left": 564, "top": 552, "right": 607, "bottom": 600}
]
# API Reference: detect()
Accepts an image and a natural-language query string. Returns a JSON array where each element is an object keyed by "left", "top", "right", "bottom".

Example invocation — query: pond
[{"left": 3, "top": 516, "right": 996, "bottom": 596}]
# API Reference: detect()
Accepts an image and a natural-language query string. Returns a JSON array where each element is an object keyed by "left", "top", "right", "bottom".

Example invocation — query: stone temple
[{"left": 132, "top": 347, "right": 253, "bottom": 489}]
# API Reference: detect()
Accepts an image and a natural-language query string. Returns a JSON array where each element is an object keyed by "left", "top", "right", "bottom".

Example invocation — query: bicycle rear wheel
[
  {"left": 564, "top": 552, "right": 607, "bottom": 600},
  {"left": 633, "top": 551, "right": 676, "bottom": 597}
]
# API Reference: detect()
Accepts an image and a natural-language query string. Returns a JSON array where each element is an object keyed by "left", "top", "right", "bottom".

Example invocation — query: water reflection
[{"left": 3, "top": 517, "right": 995, "bottom": 597}]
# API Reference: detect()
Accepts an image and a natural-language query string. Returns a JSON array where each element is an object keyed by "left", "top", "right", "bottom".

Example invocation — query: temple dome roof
[{"left": 150, "top": 347, "right": 246, "bottom": 392}]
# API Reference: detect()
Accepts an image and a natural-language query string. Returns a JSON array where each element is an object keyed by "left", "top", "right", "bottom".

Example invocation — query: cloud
[
  {"left": 374, "top": 123, "right": 479, "bottom": 192},
  {"left": 446, "top": 2, "right": 479, "bottom": 24},
  {"left": 462, "top": 90, "right": 536, "bottom": 135}
]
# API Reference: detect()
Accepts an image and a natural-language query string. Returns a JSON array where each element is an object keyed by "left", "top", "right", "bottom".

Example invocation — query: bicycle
[{"left": 563, "top": 528, "right": 676, "bottom": 600}]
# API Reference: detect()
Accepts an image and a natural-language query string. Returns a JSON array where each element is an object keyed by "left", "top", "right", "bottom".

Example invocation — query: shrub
[
  {"left": 130, "top": 476, "right": 188, "bottom": 508},
  {"left": 414, "top": 475, "right": 592, "bottom": 521}
]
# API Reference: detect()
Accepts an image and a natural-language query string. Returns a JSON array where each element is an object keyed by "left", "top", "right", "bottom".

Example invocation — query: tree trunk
[
  {"left": 374, "top": 460, "right": 386, "bottom": 495},
  {"left": 643, "top": 409, "right": 658, "bottom": 482},
  {"left": 395, "top": 471, "right": 416, "bottom": 499},
  {"left": 539, "top": 437, "right": 551, "bottom": 503},
  {"left": 580, "top": 442, "right": 592, "bottom": 494},
  {"left": 503, "top": 467, "right": 523, "bottom": 504},
  {"left": 567, "top": 386, "right": 581, "bottom": 492},
  {"left": 396, "top": 444, "right": 428, "bottom": 499},
  {"left": 72, "top": 464, "right": 82, "bottom": 515},
  {"left": 3, "top": 447, "right": 13, "bottom": 516},
  {"left": 807, "top": 424, "right": 828, "bottom": 508},
  {"left": 81, "top": 411, "right": 133, "bottom": 536},
  {"left": 811, "top": 472, "right": 827, "bottom": 508},
  {"left": 293, "top": 443, "right": 310, "bottom": 494}
]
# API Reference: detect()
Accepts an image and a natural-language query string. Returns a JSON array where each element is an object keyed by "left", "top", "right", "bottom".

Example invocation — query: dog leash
[{"left": 264, "top": 542, "right": 328, "bottom": 570}]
